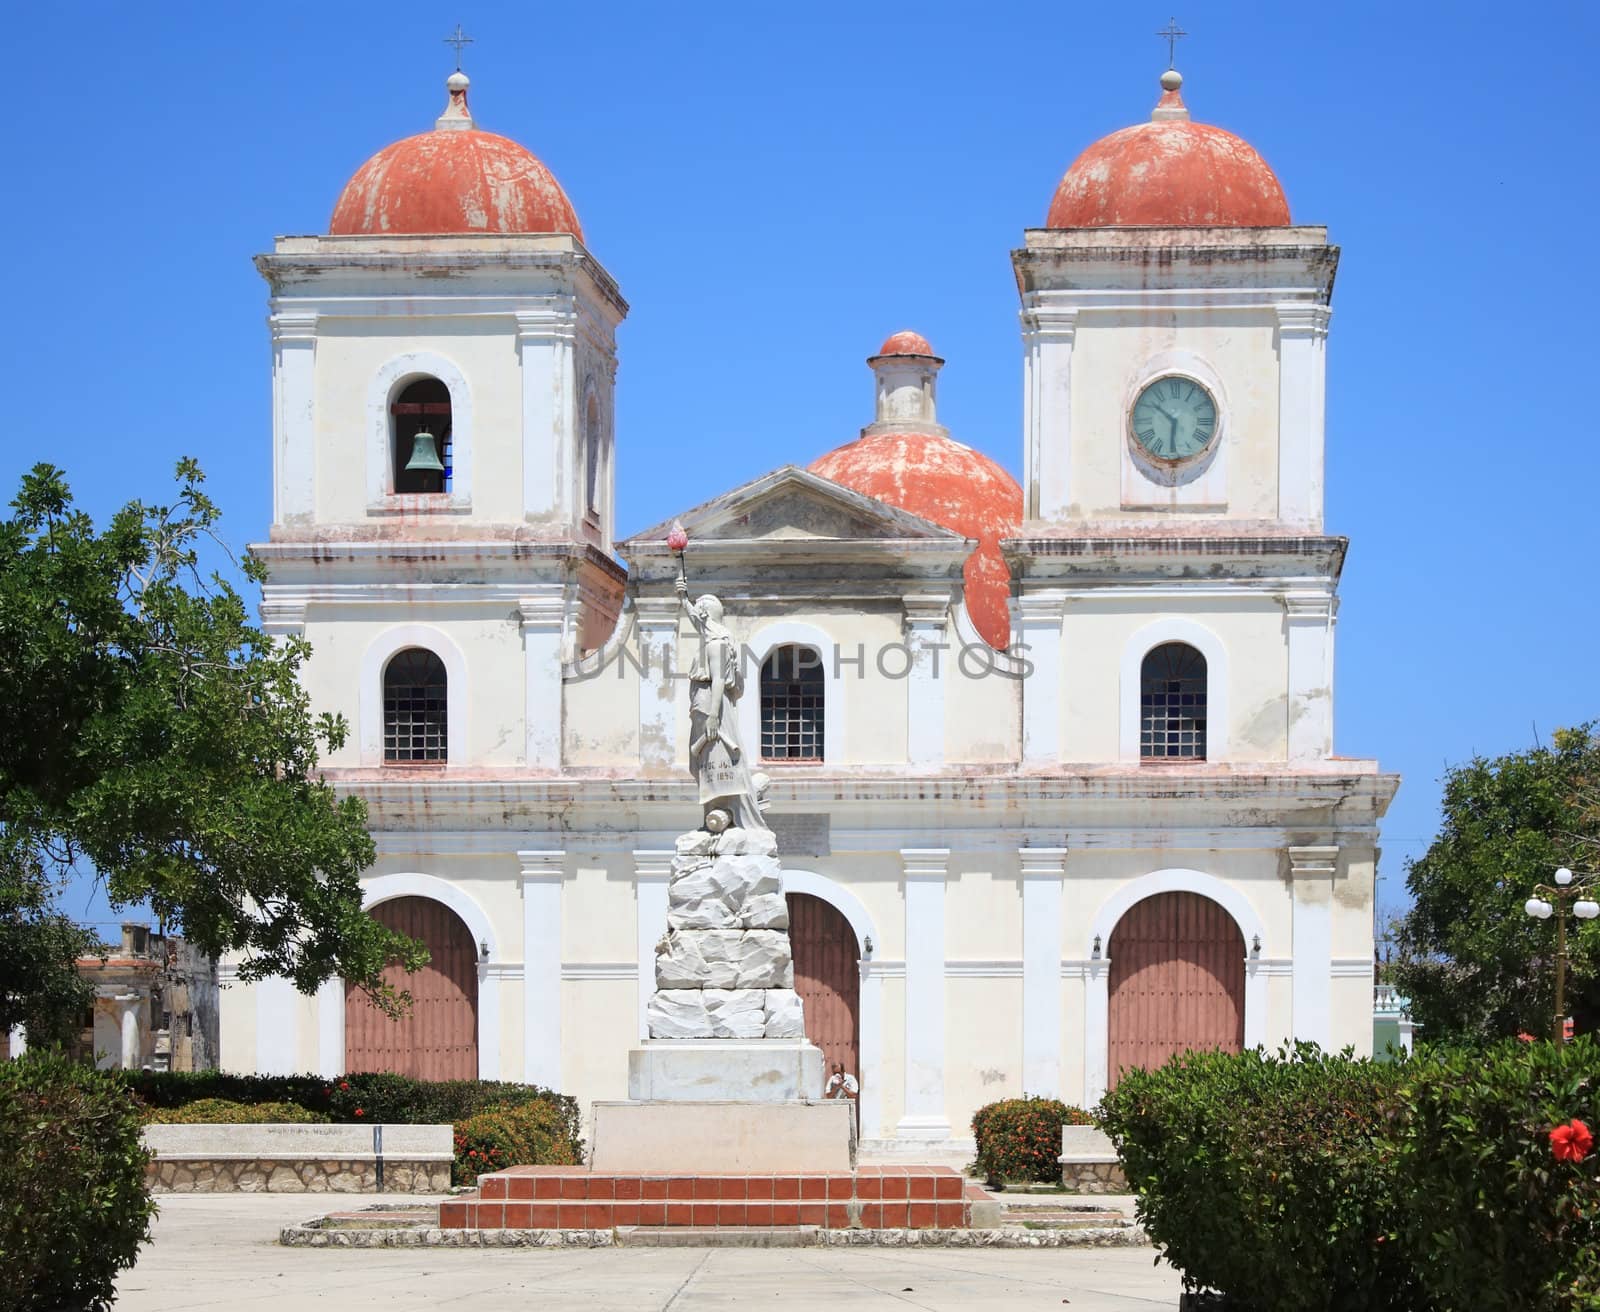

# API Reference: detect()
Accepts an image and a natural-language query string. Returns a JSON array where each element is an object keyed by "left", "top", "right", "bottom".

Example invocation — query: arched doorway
[
  {"left": 345, "top": 896, "right": 479, "bottom": 1079},
  {"left": 787, "top": 893, "right": 860, "bottom": 1095},
  {"left": 1107, "top": 891, "right": 1244, "bottom": 1089}
]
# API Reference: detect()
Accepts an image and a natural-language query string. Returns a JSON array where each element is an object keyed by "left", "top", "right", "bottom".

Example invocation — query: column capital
[
  {"left": 1288, "top": 844, "right": 1339, "bottom": 878},
  {"left": 901, "top": 592, "right": 952, "bottom": 629},
  {"left": 1283, "top": 592, "right": 1336, "bottom": 622},
  {"left": 1019, "top": 302, "right": 1080, "bottom": 341},
  {"left": 900, "top": 848, "right": 950, "bottom": 881},
  {"left": 1019, "top": 847, "right": 1069, "bottom": 878},
  {"left": 514, "top": 299, "right": 577, "bottom": 341},
  {"left": 632, "top": 849, "right": 673, "bottom": 881},
  {"left": 1274, "top": 302, "right": 1333, "bottom": 337},
  {"left": 258, "top": 599, "right": 307, "bottom": 638},
  {"left": 518, "top": 850, "right": 566, "bottom": 881},
  {"left": 518, "top": 592, "right": 567, "bottom": 633},
  {"left": 1015, "top": 589, "right": 1069, "bottom": 623},
  {"left": 269, "top": 310, "right": 319, "bottom": 343},
  {"left": 634, "top": 594, "right": 681, "bottom": 628}
]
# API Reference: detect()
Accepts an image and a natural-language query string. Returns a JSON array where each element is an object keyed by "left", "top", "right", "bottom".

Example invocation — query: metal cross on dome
[
  {"left": 443, "top": 24, "right": 474, "bottom": 70},
  {"left": 1157, "top": 16, "right": 1187, "bottom": 68}
]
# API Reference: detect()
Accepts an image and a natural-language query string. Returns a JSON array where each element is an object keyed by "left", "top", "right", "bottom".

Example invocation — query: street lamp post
[{"left": 1523, "top": 867, "right": 1600, "bottom": 1042}]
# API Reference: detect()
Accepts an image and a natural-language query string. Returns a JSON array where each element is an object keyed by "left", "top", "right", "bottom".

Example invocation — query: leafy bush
[
  {"left": 1392, "top": 1037, "right": 1600, "bottom": 1310},
  {"left": 972, "top": 1096, "right": 1097, "bottom": 1184},
  {"left": 141, "top": 1098, "right": 329, "bottom": 1125},
  {"left": 1099, "top": 1045, "right": 1418, "bottom": 1311},
  {"left": 453, "top": 1100, "right": 583, "bottom": 1186},
  {"left": 1, "top": 1052, "right": 156, "bottom": 1312},
  {"left": 121, "top": 1070, "right": 579, "bottom": 1143}
]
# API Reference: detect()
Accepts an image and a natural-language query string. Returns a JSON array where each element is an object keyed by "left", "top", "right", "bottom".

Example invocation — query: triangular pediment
[{"left": 624, "top": 465, "right": 961, "bottom": 546}]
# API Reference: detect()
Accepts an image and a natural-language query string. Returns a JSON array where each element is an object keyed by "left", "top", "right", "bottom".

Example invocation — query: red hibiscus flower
[
  {"left": 354, "top": 1107, "right": 365, "bottom": 1118},
  {"left": 1550, "top": 1119, "right": 1593, "bottom": 1163}
]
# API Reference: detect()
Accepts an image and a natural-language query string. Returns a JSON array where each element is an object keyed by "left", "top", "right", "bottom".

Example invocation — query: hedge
[
  {"left": 1099, "top": 1039, "right": 1600, "bottom": 1312},
  {"left": 120, "top": 1070, "right": 580, "bottom": 1143},
  {"left": 972, "top": 1096, "right": 1097, "bottom": 1184},
  {"left": 119, "top": 1070, "right": 584, "bottom": 1186},
  {"left": 141, "top": 1098, "right": 330, "bottom": 1125},
  {"left": 2, "top": 1052, "right": 157, "bottom": 1312},
  {"left": 454, "top": 1100, "right": 584, "bottom": 1186}
]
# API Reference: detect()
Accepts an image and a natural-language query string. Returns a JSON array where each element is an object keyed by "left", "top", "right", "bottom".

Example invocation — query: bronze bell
[{"left": 404, "top": 429, "right": 445, "bottom": 473}]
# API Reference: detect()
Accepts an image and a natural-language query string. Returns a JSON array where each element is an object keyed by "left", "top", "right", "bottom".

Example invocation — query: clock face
[{"left": 1131, "top": 376, "right": 1218, "bottom": 462}]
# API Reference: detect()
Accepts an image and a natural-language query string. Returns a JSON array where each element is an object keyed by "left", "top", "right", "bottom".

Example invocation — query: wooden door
[
  {"left": 1107, "top": 891, "right": 1244, "bottom": 1089},
  {"left": 345, "top": 896, "right": 478, "bottom": 1079},
  {"left": 787, "top": 893, "right": 860, "bottom": 1095}
]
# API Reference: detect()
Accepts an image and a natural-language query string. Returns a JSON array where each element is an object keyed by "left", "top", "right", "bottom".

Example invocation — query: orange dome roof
[
  {"left": 810, "top": 431, "right": 1021, "bottom": 650},
  {"left": 1047, "top": 71, "right": 1288, "bottom": 229},
  {"left": 330, "top": 74, "right": 583, "bottom": 239},
  {"left": 876, "top": 330, "right": 937, "bottom": 358}
]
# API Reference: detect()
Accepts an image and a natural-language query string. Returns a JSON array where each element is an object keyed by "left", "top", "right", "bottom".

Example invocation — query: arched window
[
  {"left": 761, "top": 645, "right": 824, "bottom": 761},
  {"left": 383, "top": 649, "right": 448, "bottom": 763},
  {"left": 1140, "top": 642, "right": 1206, "bottom": 760},
  {"left": 391, "top": 378, "right": 453, "bottom": 495},
  {"left": 583, "top": 391, "right": 602, "bottom": 517}
]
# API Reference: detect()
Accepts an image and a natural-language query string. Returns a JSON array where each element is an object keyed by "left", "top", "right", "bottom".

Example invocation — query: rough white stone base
[
  {"left": 589, "top": 1099, "right": 855, "bottom": 1172},
  {"left": 627, "top": 1040, "right": 826, "bottom": 1102}
]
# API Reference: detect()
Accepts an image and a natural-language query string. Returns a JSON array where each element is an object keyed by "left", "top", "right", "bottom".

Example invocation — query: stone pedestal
[
  {"left": 628, "top": 1039, "right": 825, "bottom": 1102},
  {"left": 590, "top": 1099, "right": 855, "bottom": 1173}
]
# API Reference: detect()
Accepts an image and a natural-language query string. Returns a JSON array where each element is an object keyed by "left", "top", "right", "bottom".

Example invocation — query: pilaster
[
  {"left": 1017, "top": 591, "right": 1067, "bottom": 766},
  {"left": 254, "top": 975, "right": 297, "bottom": 1075},
  {"left": 1020, "top": 304, "right": 1079, "bottom": 523},
  {"left": 635, "top": 595, "right": 681, "bottom": 773},
  {"left": 633, "top": 850, "right": 672, "bottom": 1041},
  {"left": 902, "top": 593, "right": 951, "bottom": 767},
  {"left": 519, "top": 591, "right": 567, "bottom": 770},
  {"left": 1082, "top": 954, "right": 1112, "bottom": 1107},
  {"left": 519, "top": 850, "right": 565, "bottom": 1088},
  {"left": 1288, "top": 844, "right": 1338, "bottom": 1047},
  {"left": 1284, "top": 593, "right": 1337, "bottom": 762},
  {"left": 515, "top": 302, "right": 578, "bottom": 526},
  {"left": 897, "top": 848, "right": 950, "bottom": 1138},
  {"left": 1275, "top": 303, "right": 1331, "bottom": 531},
  {"left": 1020, "top": 848, "right": 1067, "bottom": 1097},
  {"left": 270, "top": 310, "right": 318, "bottom": 528}
]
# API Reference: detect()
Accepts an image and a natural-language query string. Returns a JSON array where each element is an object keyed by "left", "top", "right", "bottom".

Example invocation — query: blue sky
[{"left": 6, "top": 1, "right": 1594, "bottom": 931}]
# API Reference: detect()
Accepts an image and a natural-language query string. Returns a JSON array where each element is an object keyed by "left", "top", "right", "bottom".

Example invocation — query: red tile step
[{"left": 440, "top": 1166, "right": 984, "bottom": 1231}]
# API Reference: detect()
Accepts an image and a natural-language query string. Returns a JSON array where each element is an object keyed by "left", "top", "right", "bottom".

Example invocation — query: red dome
[
  {"left": 810, "top": 432, "right": 1021, "bottom": 650},
  {"left": 330, "top": 78, "right": 582, "bottom": 239},
  {"left": 876, "top": 330, "right": 936, "bottom": 358},
  {"left": 1047, "top": 74, "right": 1288, "bottom": 228}
]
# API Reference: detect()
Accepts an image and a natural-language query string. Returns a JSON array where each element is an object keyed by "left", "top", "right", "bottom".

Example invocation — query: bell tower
[
  {"left": 260, "top": 68, "right": 627, "bottom": 555},
  {"left": 1014, "top": 69, "right": 1334, "bottom": 533}
]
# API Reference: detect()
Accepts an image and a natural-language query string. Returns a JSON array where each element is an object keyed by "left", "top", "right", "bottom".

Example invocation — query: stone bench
[
  {"left": 143, "top": 1123, "right": 453, "bottom": 1194},
  {"left": 1058, "top": 1125, "right": 1127, "bottom": 1194}
]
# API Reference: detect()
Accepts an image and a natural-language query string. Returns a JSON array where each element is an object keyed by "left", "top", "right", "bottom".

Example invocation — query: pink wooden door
[
  {"left": 345, "top": 896, "right": 478, "bottom": 1079},
  {"left": 787, "top": 893, "right": 860, "bottom": 1095},
  {"left": 1107, "top": 892, "right": 1244, "bottom": 1089}
]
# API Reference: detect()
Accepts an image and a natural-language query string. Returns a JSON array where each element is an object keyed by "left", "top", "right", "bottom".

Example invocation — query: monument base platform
[
  {"left": 590, "top": 1099, "right": 854, "bottom": 1173},
  {"left": 440, "top": 1164, "right": 992, "bottom": 1232},
  {"left": 627, "top": 1039, "right": 825, "bottom": 1102}
]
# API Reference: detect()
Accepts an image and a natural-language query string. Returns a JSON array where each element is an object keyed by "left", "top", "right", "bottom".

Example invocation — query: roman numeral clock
[{"left": 1131, "top": 375, "right": 1218, "bottom": 462}]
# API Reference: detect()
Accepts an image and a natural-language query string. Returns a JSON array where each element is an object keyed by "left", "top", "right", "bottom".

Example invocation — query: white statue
[{"left": 677, "top": 574, "right": 767, "bottom": 833}]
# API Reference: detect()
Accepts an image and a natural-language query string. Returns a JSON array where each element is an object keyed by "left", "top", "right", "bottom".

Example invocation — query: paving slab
[{"left": 114, "top": 1192, "right": 1184, "bottom": 1311}]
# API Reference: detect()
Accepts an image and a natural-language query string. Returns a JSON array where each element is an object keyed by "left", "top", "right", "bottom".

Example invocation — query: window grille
[
  {"left": 392, "top": 378, "right": 453, "bottom": 495},
  {"left": 1140, "top": 642, "right": 1207, "bottom": 760},
  {"left": 384, "top": 648, "right": 448, "bottom": 763},
  {"left": 761, "top": 645, "right": 824, "bottom": 761}
]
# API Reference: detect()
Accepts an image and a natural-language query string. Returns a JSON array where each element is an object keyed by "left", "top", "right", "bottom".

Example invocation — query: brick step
[{"left": 442, "top": 1165, "right": 985, "bottom": 1232}]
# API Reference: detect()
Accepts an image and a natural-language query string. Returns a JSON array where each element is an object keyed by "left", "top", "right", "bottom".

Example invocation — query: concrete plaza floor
[{"left": 113, "top": 1193, "right": 1184, "bottom": 1310}]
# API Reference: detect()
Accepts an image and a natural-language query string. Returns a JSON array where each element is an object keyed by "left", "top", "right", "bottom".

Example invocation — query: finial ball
[
  {"left": 1160, "top": 68, "right": 1183, "bottom": 92},
  {"left": 447, "top": 71, "right": 470, "bottom": 92}
]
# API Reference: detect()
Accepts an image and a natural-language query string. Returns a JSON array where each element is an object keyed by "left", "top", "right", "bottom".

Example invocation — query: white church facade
[{"left": 220, "top": 63, "right": 1396, "bottom": 1149}]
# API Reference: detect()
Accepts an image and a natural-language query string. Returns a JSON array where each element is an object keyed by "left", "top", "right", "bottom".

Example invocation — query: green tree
[
  {"left": 0, "top": 462, "right": 423, "bottom": 1039},
  {"left": 1391, "top": 727, "right": 1600, "bottom": 1044}
]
